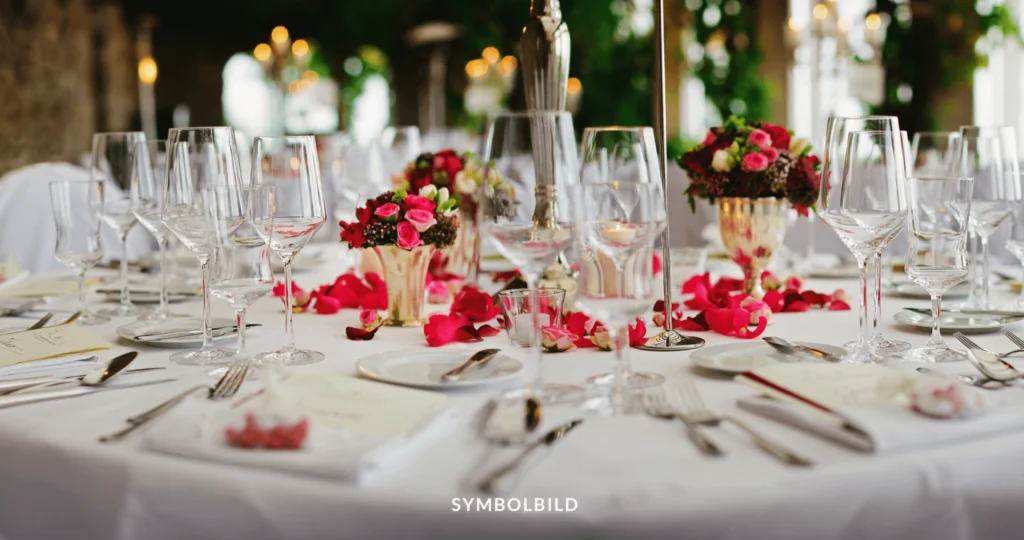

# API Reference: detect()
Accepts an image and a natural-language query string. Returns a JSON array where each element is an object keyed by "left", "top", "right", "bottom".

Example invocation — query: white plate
[
  {"left": 116, "top": 317, "right": 239, "bottom": 348},
  {"left": 893, "top": 310, "right": 1024, "bottom": 334},
  {"left": 689, "top": 341, "right": 847, "bottom": 375},
  {"left": 886, "top": 281, "right": 970, "bottom": 299},
  {"left": 356, "top": 349, "right": 524, "bottom": 389}
]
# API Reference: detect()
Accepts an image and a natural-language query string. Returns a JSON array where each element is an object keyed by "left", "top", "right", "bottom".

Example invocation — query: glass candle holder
[{"left": 498, "top": 288, "right": 566, "bottom": 347}]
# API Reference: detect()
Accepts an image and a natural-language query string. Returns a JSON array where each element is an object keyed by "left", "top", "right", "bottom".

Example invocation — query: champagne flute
[
  {"left": 92, "top": 131, "right": 148, "bottom": 317},
  {"left": 162, "top": 132, "right": 246, "bottom": 366},
  {"left": 905, "top": 176, "right": 973, "bottom": 363},
  {"left": 131, "top": 140, "right": 187, "bottom": 320},
  {"left": 251, "top": 136, "right": 327, "bottom": 366},
  {"left": 575, "top": 182, "right": 667, "bottom": 412},
  {"left": 819, "top": 129, "right": 908, "bottom": 363},
  {"left": 479, "top": 111, "right": 581, "bottom": 403},
  {"left": 48, "top": 180, "right": 110, "bottom": 325}
]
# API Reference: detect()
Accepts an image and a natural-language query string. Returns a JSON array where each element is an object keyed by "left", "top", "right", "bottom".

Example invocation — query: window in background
[{"left": 974, "top": 0, "right": 1022, "bottom": 154}]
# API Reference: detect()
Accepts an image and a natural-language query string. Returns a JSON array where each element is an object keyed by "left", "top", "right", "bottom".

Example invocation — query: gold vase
[
  {"left": 717, "top": 197, "right": 790, "bottom": 298},
  {"left": 373, "top": 244, "right": 436, "bottom": 327},
  {"left": 443, "top": 209, "right": 481, "bottom": 284}
]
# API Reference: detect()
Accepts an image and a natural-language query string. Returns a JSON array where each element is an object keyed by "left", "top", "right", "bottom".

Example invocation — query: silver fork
[
  {"left": 953, "top": 330, "right": 1023, "bottom": 359},
  {"left": 642, "top": 388, "right": 722, "bottom": 456},
  {"left": 1001, "top": 329, "right": 1024, "bottom": 357},
  {"left": 99, "top": 363, "right": 250, "bottom": 443},
  {"left": 678, "top": 378, "right": 813, "bottom": 467}
]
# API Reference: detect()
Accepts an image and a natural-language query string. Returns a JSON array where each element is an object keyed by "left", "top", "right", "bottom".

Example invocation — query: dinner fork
[
  {"left": 642, "top": 388, "right": 722, "bottom": 456},
  {"left": 99, "top": 362, "right": 250, "bottom": 443},
  {"left": 678, "top": 378, "right": 813, "bottom": 467},
  {"left": 954, "top": 331, "right": 1024, "bottom": 360},
  {"left": 1001, "top": 329, "right": 1024, "bottom": 357}
]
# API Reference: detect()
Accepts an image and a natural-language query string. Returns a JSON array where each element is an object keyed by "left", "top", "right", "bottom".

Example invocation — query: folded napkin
[
  {"left": 141, "top": 395, "right": 459, "bottom": 483},
  {"left": 0, "top": 276, "right": 102, "bottom": 298},
  {"left": 0, "top": 353, "right": 98, "bottom": 377}
]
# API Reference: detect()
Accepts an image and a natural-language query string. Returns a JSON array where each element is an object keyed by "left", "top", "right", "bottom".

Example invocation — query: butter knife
[
  {"left": 442, "top": 348, "right": 501, "bottom": 382},
  {"left": 0, "top": 378, "right": 176, "bottom": 409},
  {"left": 0, "top": 367, "right": 164, "bottom": 394},
  {"left": 903, "top": 307, "right": 1024, "bottom": 318},
  {"left": 133, "top": 324, "right": 261, "bottom": 342},
  {"left": 478, "top": 418, "right": 584, "bottom": 494}
]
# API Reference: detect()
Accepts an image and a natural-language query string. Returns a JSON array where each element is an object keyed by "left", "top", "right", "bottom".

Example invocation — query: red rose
[
  {"left": 402, "top": 194, "right": 436, "bottom": 213},
  {"left": 433, "top": 149, "right": 464, "bottom": 182},
  {"left": 760, "top": 123, "right": 791, "bottom": 150}
]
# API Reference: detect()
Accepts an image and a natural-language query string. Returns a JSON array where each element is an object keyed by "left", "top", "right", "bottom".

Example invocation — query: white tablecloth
[{"left": 1, "top": 251, "right": 1024, "bottom": 540}]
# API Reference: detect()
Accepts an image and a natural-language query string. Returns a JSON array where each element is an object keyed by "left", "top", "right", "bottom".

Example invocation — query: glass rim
[
  {"left": 48, "top": 179, "right": 102, "bottom": 186},
  {"left": 581, "top": 126, "right": 654, "bottom": 133},
  {"left": 93, "top": 131, "right": 146, "bottom": 137},
  {"left": 253, "top": 135, "right": 317, "bottom": 143},
  {"left": 497, "top": 288, "right": 566, "bottom": 298},
  {"left": 168, "top": 126, "right": 235, "bottom": 132},
  {"left": 488, "top": 110, "right": 573, "bottom": 120}
]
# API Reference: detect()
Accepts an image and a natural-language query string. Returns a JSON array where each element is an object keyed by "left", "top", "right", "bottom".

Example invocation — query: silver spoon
[{"left": 762, "top": 337, "right": 841, "bottom": 362}]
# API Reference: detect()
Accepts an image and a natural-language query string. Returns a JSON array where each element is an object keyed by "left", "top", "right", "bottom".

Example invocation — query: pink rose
[
  {"left": 426, "top": 281, "right": 452, "bottom": 304},
  {"left": 405, "top": 208, "right": 437, "bottom": 232},
  {"left": 541, "top": 326, "right": 577, "bottom": 353},
  {"left": 402, "top": 194, "right": 436, "bottom": 213},
  {"left": 359, "top": 309, "right": 381, "bottom": 327},
  {"left": 374, "top": 202, "right": 400, "bottom": 221},
  {"left": 740, "top": 296, "right": 772, "bottom": 326},
  {"left": 396, "top": 221, "right": 423, "bottom": 250},
  {"left": 741, "top": 152, "right": 769, "bottom": 172},
  {"left": 590, "top": 330, "right": 613, "bottom": 351},
  {"left": 701, "top": 130, "right": 716, "bottom": 146},
  {"left": 747, "top": 128, "right": 772, "bottom": 150},
  {"left": 760, "top": 147, "right": 779, "bottom": 162}
]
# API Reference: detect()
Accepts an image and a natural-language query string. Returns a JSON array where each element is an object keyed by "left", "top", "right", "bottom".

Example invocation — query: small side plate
[
  {"left": 690, "top": 341, "right": 846, "bottom": 375},
  {"left": 894, "top": 310, "right": 1024, "bottom": 334},
  {"left": 356, "top": 349, "right": 524, "bottom": 389},
  {"left": 886, "top": 281, "right": 970, "bottom": 299}
]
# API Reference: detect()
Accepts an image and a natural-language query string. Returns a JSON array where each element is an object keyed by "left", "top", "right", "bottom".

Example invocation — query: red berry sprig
[{"left": 225, "top": 413, "right": 309, "bottom": 450}]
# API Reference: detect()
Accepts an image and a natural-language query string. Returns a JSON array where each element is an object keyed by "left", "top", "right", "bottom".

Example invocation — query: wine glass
[
  {"left": 821, "top": 116, "right": 910, "bottom": 357},
  {"left": 910, "top": 131, "right": 961, "bottom": 175},
  {"left": 380, "top": 126, "right": 422, "bottom": 174},
  {"left": 210, "top": 186, "right": 275, "bottom": 362},
  {"left": 905, "top": 176, "right": 973, "bottom": 363},
  {"left": 575, "top": 182, "right": 667, "bottom": 412},
  {"left": 1006, "top": 197, "right": 1024, "bottom": 308},
  {"left": 92, "top": 131, "right": 148, "bottom": 317},
  {"left": 131, "top": 140, "right": 187, "bottom": 320},
  {"left": 162, "top": 131, "right": 246, "bottom": 366},
  {"left": 579, "top": 127, "right": 661, "bottom": 187},
  {"left": 955, "top": 126, "right": 1021, "bottom": 309},
  {"left": 819, "top": 129, "right": 908, "bottom": 363},
  {"left": 251, "top": 136, "right": 327, "bottom": 366},
  {"left": 479, "top": 111, "right": 581, "bottom": 403},
  {"left": 48, "top": 180, "right": 110, "bottom": 326}
]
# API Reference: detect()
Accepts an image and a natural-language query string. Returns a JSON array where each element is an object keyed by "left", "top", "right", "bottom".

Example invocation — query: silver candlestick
[{"left": 637, "top": 0, "right": 704, "bottom": 352}]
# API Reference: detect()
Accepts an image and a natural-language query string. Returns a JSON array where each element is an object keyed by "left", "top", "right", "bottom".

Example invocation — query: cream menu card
[{"left": 0, "top": 326, "right": 111, "bottom": 367}]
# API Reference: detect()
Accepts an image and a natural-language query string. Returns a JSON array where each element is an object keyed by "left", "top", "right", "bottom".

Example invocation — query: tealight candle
[{"left": 600, "top": 222, "right": 637, "bottom": 244}]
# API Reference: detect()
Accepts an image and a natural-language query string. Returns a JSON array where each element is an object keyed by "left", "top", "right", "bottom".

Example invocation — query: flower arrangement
[
  {"left": 394, "top": 149, "right": 516, "bottom": 216},
  {"left": 340, "top": 187, "right": 459, "bottom": 250},
  {"left": 678, "top": 116, "right": 821, "bottom": 216}
]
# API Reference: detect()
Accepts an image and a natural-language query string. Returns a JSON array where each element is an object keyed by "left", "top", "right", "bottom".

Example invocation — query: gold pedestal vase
[
  {"left": 717, "top": 197, "right": 790, "bottom": 298},
  {"left": 372, "top": 244, "right": 436, "bottom": 327}
]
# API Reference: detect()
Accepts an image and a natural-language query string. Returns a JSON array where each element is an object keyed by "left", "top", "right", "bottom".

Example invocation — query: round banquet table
[{"left": 1, "top": 250, "right": 1024, "bottom": 540}]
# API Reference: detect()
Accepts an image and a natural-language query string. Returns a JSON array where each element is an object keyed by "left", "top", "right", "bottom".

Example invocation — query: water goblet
[{"left": 47, "top": 180, "right": 110, "bottom": 326}]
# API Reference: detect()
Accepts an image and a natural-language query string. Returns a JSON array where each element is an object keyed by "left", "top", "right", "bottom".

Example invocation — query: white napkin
[
  {"left": 141, "top": 396, "right": 460, "bottom": 484},
  {"left": 0, "top": 353, "right": 99, "bottom": 377},
  {"left": 737, "top": 395, "right": 1024, "bottom": 453}
]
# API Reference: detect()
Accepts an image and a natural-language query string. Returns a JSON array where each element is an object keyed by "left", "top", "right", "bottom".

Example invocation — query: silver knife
[
  {"left": 133, "top": 324, "right": 261, "bottom": 342},
  {"left": 0, "top": 378, "right": 176, "bottom": 409},
  {"left": 0, "top": 367, "right": 165, "bottom": 394},
  {"left": 904, "top": 307, "right": 1024, "bottom": 318},
  {"left": 478, "top": 418, "right": 584, "bottom": 494},
  {"left": 442, "top": 349, "right": 501, "bottom": 382}
]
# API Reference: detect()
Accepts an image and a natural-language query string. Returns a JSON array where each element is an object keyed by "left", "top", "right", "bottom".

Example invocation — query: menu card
[
  {"left": 255, "top": 374, "right": 447, "bottom": 437},
  {"left": 0, "top": 326, "right": 112, "bottom": 367},
  {"left": 0, "top": 277, "right": 102, "bottom": 298}
]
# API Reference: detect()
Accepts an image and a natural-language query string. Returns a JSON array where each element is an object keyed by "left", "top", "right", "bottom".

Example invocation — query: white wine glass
[
  {"left": 479, "top": 111, "right": 582, "bottom": 404},
  {"left": 48, "top": 180, "right": 110, "bottom": 326},
  {"left": 910, "top": 131, "right": 961, "bottom": 175},
  {"left": 162, "top": 129, "right": 246, "bottom": 366},
  {"left": 819, "top": 129, "right": 908, "bottom": 363},
  {"left": 131, "top": 140, "right": 187, "bottom": 320},
  {"left": 575, "top": 182, "right": 666, "bottom": 413},
  {"left": 905, "top": 176, "right": 973, "bottom": 362},
  {"left": 251, "top": 136, "right": 327, "bottom": 366},
  {"left": 92, "top": 131, "right": 148, "bottom": 317}
]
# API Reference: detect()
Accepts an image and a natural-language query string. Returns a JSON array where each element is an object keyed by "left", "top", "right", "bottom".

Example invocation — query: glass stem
[
  {"left": 871, "top": 252, "right": 883, "bottom": 338},
  {"left": 980, "top": 234, "right": 991, "bottom": 309},
  {"left": 235, "top": 307, "right": 247, "bottom": 355},
  {"left": 526, "top": 276, "right": 544, "bottom": 390},
  {"left": 119, "top": 234, "right": 130, "bottom": 307},
  {"left": 157, "top": 236, "right": 169, "bottom": 314},
  {"left": 806, "top": 214, "right": 816, "bottom": 262},
  {"left": 608, "top": 324, "right": 630, "bottom": 415},
  {"left": 927, "top": 293, "right": 944, "bottom": 348},
  {"left": 857, "top": 258, "right": 870, "bottom": 347},
  {"left": 283, "top": 257, "right": 296, "bottom": 351},
  {"left": 76, "top": 270, "right": 87, "bottom": 314},
  {"left": 968, "top": 233, "right": 980, "bottom": 307},
  {"left": 1019, "top": 262, "right": 1024, "bottom": 302},
  {"left": 198, "top": 254, "right": 213, "bottom": 350}
]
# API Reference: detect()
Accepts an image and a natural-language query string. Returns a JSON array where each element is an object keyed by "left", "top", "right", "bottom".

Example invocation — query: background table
[{"left": 1, "top": 252, "right": 1023, "bottom": 540}]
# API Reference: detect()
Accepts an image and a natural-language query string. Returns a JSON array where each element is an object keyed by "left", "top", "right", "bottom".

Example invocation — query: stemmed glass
[
  {"left": 479, "top": 111, "right": 581, "bottom": 403},
  {"left": 1006, "top": 199, "right": 1024, "bottom": 308},
  {"left": 251, "top": 136, "right": 327, "bottom": 366},
  {"left": 162, "top": 130, "right": 246, "bottom": 366},
  {"left": 821, "top": 116, "right": 909, "bottom": 357},
  {"left": 575, "top": 182, "right": 667, "bottom": 408},
  {"left": 48, "top": 180, "right": 110, "bottom": 326},
  {"left": 131, "top": 140, "right": 186, "bottom": 320},
  {"left": 819, "top": 129, "right": 908, "bottom": 363},
  {"left": 910, "top": 131, "right": 961, "bottom": 175},
  {"left": 92, "top": 131, "right": 148, "bottom": 317},
  {"left": 380, "top": 126, "right": 421, "bottom": 172},
  {"left": 905, "top": 176, "right": 974, "bottom": 363},
  {"left": 955, "top": 126, "right": 1021, "bottom": 309}
]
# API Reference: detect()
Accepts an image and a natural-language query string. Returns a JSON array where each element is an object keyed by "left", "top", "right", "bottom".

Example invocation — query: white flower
[
  {"left": 454, "top": 170, "right": 477, "bottom": 195},
  {"left": 711, "top": 149, "right": 732, "bottom": 172},
  {"left": 418, "top": 184, "right": 438, "bottom": 200},
  {"left": 789, "top": 137, "right": 811, "bottom": 156},
  {"left": 437, "top": 187, "right": 450, "bottom": 206}
]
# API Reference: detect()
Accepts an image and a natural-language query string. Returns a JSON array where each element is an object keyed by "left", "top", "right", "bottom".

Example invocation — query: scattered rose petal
[
  {"left": 426, "top": 281, "right": 452, "bottom": 304},
  {"left": 827, "top": 300, "right": 851, "bottom": 311},
  {"left": 542, "top": 326, "right": 577, "bottom": 352},
  {"left": 450, "top": 286, "right": 501, "bottom": 322}
]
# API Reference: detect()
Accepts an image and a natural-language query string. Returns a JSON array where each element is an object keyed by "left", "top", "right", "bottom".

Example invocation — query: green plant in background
[{"left": 874, "top": 0, "right": 1021, "bottom": 132}]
